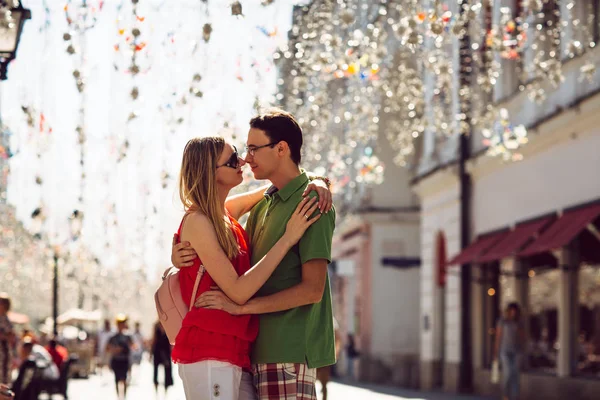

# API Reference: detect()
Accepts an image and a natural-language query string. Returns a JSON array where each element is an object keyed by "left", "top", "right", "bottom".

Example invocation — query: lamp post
[
  {"left": 0, "top": 1, "right": 31, "bottom": 81},
  {"left": 52, "top": 246, "right": 60, "bottom": 336},
  {"left": 0, "top": 1, "right": 31, "bottom": 205},
  {"left": 32, "top": 208, "right": 83, "bottom": 336}
]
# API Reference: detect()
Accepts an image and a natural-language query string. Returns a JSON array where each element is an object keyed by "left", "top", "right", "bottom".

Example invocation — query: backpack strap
[{"left": 188, "top": 265, "right": 205, "bottom": 312}]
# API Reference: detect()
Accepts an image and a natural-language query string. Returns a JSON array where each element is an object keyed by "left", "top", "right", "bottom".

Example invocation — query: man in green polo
[{"left": 172, "top": 109, "right": 336, "bottom": 399}]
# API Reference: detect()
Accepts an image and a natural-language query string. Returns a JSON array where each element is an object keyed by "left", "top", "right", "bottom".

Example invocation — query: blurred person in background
[
  {"left": 345, "top": 333, "right": 359, "bottom": 381},
  {"left": 129, "top": 322, "right": 144, "bottom": 382},
  {"left": 151, "top": 321, "right": 173, "bottom": 395},
  {"left": 0, "top": 384, "right": 13, "bottom": 399},
  {"left": 106, "top": 314, "right": 134, "bottom": 400},
  {"left": 45, "top": 338, "right": 68, "bottom": 372},
  {"left": 95, "top": 319, "right": 113, "bottom": 375},
  {"left": 19, "top": 338, "right": 59, "bottom": 381},
  {"left": 0, "top": 294, "right": 15, "bottom": 385},
  {"left": 494, "top": 303, "right": 525, "bottom": 400}
]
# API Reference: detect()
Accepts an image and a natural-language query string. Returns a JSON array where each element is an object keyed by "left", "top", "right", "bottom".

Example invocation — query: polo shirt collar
[{"left": 264, "top": 172, "right": 308, "bottom": 202}]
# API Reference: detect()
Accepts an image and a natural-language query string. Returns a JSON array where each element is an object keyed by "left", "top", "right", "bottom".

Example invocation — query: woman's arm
[
  {"left": 224, "top": 184, "right": 271, "bottom": 220},
  {"left": 183, "top": 198, "right": 320, "bottom": 305}
]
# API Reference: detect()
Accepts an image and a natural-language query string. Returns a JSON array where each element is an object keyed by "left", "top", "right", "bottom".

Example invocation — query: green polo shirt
[{"left": 245, "top": 172, "right": 336, "bottom": 369}]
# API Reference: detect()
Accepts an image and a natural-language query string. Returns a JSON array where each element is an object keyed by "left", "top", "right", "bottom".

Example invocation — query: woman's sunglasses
[{"left": 217, "top": 146, "right": 241, "bottom": 169}]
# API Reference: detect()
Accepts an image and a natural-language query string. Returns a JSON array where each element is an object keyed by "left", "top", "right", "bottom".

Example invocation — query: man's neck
[{"left": 269, "top": 163, "right": 302, "bottom": 190}]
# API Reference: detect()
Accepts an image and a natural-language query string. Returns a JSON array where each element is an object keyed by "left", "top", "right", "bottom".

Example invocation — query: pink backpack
[{"left": 154, "top": 264, "right": 204, "bottom": 345}]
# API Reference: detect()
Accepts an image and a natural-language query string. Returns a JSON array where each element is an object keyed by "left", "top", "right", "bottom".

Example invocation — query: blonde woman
[{"left": 173, "top": 137, "right": 325, "bottom": 400}]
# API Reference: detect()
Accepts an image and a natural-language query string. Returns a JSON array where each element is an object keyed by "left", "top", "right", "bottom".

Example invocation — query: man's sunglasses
[{"left": 217, "top": 146, "right": 241, "bottom": 169}]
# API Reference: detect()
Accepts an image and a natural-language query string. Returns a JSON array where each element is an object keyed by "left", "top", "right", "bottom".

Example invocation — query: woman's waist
[
  {"left": 182, "top": 309, "right": 258, "bottom": 340},
  {"left": 175, "top": 325, "right": 255, "bottom": 352}
]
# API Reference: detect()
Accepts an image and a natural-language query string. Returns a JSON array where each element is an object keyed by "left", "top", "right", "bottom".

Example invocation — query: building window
[{"left": 577, "top": 264, "right": 600, "bottom": 378}]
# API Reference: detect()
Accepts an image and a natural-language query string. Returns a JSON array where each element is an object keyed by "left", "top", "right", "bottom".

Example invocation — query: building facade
[{"left": 414, "top": 0, "right": 600, "bottom": 398}]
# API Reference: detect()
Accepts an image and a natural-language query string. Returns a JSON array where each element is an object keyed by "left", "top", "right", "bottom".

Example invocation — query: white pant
[{"left": 178, "top": 360, "right": 257, "bottom": 400}]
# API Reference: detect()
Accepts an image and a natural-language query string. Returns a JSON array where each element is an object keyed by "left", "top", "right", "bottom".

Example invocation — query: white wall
[
  {"left": 472, "top": 129, "right": 600, "bottom": 234},
  {"left": 369, "top": 223, "right": 420, "bottom": 359},
  {"left": 416, "top": 176, "right": 462, "bottom": 364}
]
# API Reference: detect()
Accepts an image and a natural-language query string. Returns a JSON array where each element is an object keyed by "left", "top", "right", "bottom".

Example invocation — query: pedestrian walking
[
  {"left": 174, "top": 109, "right": 337, "bottom": 400},
  {"left": 168, "top": 135, "right": 324, "bottom": 400},
  {"left": 494, "top": 302, "right": 525, "bottom": 400},
  {"left": 346, "top": 333, "right": 359, "bottom": 380},
  {"left": 0, "top": 294, "right": 14, "bottom": 385},
  {"left": 151, "top": 321, "right": 173, "bottom": 394},
  {"left": 106, "top": 314, "right": 133, "bottom": 400},
  {"left": 129, "top": 322, "right": 144, "bottom": 382},
  {"left": 95, "top": 319, "right": 114, "bottom": 375}
]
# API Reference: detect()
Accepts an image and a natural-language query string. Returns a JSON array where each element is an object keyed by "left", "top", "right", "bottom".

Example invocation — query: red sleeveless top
[{"left": 171, "top": 213, "right": 258, "bottom": 369}]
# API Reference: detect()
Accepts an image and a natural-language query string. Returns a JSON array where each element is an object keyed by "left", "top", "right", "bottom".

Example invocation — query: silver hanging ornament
[{"left": 580, "top": 61, "right": 596, "bottom": 83}]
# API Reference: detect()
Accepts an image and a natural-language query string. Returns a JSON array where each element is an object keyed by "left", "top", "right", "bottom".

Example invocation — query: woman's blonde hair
[{"left": 179, "top": 137, "right": 239, "bottom": 259}]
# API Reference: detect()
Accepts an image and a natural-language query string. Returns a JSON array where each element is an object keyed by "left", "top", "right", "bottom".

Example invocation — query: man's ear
[{"left": 277, "top": 141, "right": 290, "bottom": 157}]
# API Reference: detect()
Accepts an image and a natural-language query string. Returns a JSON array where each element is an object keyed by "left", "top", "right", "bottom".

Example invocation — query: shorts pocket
[
  {"left": 282, "top": 363, "right": 297, "bottom": 379},
  {"left": 211, "top": 364, "right": 242, "bottom": 399}
]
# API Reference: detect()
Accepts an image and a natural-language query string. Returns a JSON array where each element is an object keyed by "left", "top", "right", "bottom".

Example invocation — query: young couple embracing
[{"left": 170, "top": 109, "right": 336, "bottom": 400}]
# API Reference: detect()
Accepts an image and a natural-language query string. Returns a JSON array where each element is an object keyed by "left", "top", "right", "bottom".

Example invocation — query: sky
[{"left": 4, "top": 0, "right": 298, "bottom": 280}]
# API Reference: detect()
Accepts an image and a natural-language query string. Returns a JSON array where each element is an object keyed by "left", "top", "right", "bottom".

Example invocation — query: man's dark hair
[
  {"left": 0, "top": 293, "right": 11, "bottom": 311},
  {"left": 249, "top": 109, "right": 303, "bottom": 165}
]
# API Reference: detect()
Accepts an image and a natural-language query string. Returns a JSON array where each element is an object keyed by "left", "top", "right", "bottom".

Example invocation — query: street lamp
[
  {"left": 0, "top": 1, "right": 31, "bottom": 80},
  {"left": 52, "top": 245, "right": 61, "bottom": 336}
]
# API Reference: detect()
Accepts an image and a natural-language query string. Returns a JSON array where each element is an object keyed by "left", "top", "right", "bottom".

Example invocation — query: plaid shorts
[{"left": 253, "top": 363, "right": 317, "bottom": 400}]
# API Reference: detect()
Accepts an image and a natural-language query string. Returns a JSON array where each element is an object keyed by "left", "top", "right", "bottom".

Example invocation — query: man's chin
[{"left": 252, "top": 171, "right": 265, "bottom": 180}]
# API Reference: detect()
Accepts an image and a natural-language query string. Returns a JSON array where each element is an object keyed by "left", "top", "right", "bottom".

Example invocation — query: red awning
[
  {"left": 519, "top": 202, "right": 600, "bottom": 257},
  {"left": 447, "top": 229, "right": 509, "bottom": 266},
  {"left": 477, "top": 216, "right": 555, "bottom": 263}
]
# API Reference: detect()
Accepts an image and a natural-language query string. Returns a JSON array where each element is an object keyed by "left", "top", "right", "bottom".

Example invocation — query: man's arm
[
  {"left": 225, "top": 184, "right": 270, "bottom": 220},
  {"left": 195, "top": 259, "right": 328, "bottom": 314},
  {"left": 242, "top": 259, "right": 327, "bottom": 313}
]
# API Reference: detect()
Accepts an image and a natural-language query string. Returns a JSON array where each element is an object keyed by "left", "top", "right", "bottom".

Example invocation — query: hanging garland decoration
[
  {"left": 113, "top": 0, "right": 149, "bottom": 162},
  {"left": 18, "top": 105, "right": 53, "bottom": 224},
  {"left": 279, "top": 0, "right": 596, "bottom": 186},
  {"left": 63, "top": 0, "right": 104, "bottom": 223},
  {"left": 114, "top": 0, "right": 148, "bottom": 103},
  {"left": 481, "top": 108, "right": 529, "bottom": 162}
]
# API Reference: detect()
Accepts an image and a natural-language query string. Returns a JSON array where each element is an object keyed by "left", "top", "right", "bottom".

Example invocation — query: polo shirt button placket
[{"left": 213, "top": 383, "right": 220, "bottom": 397}]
